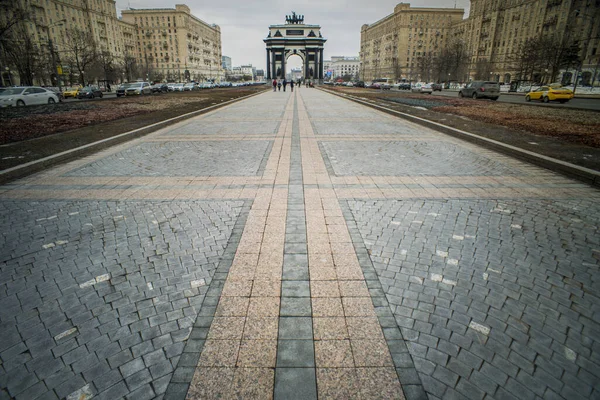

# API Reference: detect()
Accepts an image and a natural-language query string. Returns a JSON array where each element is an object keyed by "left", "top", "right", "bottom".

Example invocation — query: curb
[
  {"left": 319, "top": 88, "right": 600, "bottom": 187},
  {"left": 0, "top": 89, "right": 269, "bottom": 185}
]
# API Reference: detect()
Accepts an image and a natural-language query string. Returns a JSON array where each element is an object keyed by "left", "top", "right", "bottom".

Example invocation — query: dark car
[
  {"left": 431, "top": 83, "right": 443, "bottom": 91},
  {"left": 116, "top": 83, "right": 131, "bottom": 97},
  {"left": 76, "top": 86, "right": 103, "bottom": 99},
  {"left": 354, "top": 81, "right": 365, "bottom": 88},
  {"left": 151, "top": 83, "right": 169, "bottom": 93},
  {"left": 459, "top": 81, "right": 500, "bottom": 100}
]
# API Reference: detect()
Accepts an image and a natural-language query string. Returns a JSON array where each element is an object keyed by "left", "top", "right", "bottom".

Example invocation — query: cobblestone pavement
[{"left": 0, "top": 87, "right": 599, "bottom": 400}]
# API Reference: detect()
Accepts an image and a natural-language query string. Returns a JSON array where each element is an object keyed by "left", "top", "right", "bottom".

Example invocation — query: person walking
[
  {"left": 283, "top": 78, "right": 287, "bottom": 92},
  {"left": 277, "top": 80, "right": 282, "bottom": 91},
  {"left": 272, "top": 78, "right": 277, "bottom": 92},
  {"left": 290, "top": 79, "right": 294, "bottom": 92}
]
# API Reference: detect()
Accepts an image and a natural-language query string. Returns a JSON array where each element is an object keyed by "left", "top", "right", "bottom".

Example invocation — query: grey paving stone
[
  {"left": 279, "top": 317, "right": 313, "bottom": 340},
  {"left": 280, "top": 297, "right": 312, "bottom": 317},
  {"left": 281, "top": 281, "right": 310, "bottom": 297},
  {"left": 274, "top": 368, "right": 317, "bottom": 400},
  {"left": 276, "top": 340, "right": 315, "bottom": 368}
]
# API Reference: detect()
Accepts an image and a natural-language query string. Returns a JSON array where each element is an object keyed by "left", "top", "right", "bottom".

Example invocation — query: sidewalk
[{"left": 0, "top": 88, "right": 599, "bottom": 400}]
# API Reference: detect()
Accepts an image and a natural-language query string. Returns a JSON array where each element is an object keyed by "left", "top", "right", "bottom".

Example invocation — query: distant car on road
[
  {"left": 412, "top": 83, "right": 433, "bottom": 94},
  {"left": 0, "top": 86, "right": 60, "bottom": 107},
  {"left": 459, "top": 81, "right": 500, "bottom": 100},
  {"left": 525, "top": 85, "right": 573, "bottom": 103},
  {"left": 184, "top": 82, "right": 199, "bottom": 91},
  {"left": 172, "top": 83, "right": 185, "bottom": 92},
  {"left": 62, "top": 86, "right": 81, "bottom": 98},
  {"left": 431, "top": 83, "right": 443, "bottom": 91},
  {"left": 354, "top": 81, "right": 365, "bottom": 88},
  {"left": 77, "top": 86, "right": 103, "bottom": 99},
  {"left": 116, "top": 83, "right": 132, "bottom": 97},
  {"left": 125, "top": 82, "right": 152, "bottom": 96},
  {"left": 151, "top": 83, "right": 169, "bottom": 93}
]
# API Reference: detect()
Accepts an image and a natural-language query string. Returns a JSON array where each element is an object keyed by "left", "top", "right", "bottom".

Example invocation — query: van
[{"left": 459, "top": 81, "right": 500, "bottom": 100}]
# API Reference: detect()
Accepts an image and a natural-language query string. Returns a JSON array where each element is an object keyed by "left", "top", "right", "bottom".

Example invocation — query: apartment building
[
  {"left": 361, "top": 1, "right": 600, "bottom": 85},
  {"left": 0, "top": 1, "right": 222, "bottom": 85},
  {"left": 327, "top": 56, "right": 360, "bottom": 80},
  {"left": 360, "top": 3, "right": 463, "bottom": 82},
  {"left": 121, "top": 5, "right": 222, "bottom": 82},
  {"left": 454, "top": 0, "right": 600, "bottom": 84}
]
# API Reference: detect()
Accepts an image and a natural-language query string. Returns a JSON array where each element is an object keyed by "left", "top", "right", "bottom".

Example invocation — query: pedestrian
[
  {"left": 272, "top": 78, "right": 277, "bottom": 92},
  {"left": 277, "top": 80, "right": 282, "bottom": 91},
  {"left": 290, "top": 80, "right": 294, "bottom": 92},
  {"left": 107, "top": 83, "right": 111, "bottom": 92},
  {"left": 283, "top": 78, "right": 287, "bottom": 92}
]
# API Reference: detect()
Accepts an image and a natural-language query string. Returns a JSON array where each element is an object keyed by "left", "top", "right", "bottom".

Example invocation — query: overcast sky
[{"left": 115, "top": 0, "right": 470, "bottom": 71}]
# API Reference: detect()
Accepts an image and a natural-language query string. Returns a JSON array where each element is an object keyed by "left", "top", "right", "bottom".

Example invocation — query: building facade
[
  {"left": 453, "top": 0, "right": 600, "bottom": 84},
  {"left": 222, "top": 55, "right": 232, "bottom": 71},
  {"left": 121, "top": 5, "right": 222, "bottom": 83},
  {"left": 1, "top": 0, "right": 135, "bottom": 85},
  {"left": 326, "top": 56, "right": 360, "bottom": 80},
  {"left": 361, "top": 1, "right": 600, "bottom": 85},
  {"left": 360, "top": 3, "right": 464, "bottom": 82}
]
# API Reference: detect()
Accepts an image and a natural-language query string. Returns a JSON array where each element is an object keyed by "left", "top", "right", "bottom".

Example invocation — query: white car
[
  {"left": 172, "top": 83, "right": 185, "bottom": 92},
  {"left": 411, "top": 83, "right": 433, "bottom": 94},
  {"left": 0, "top": 86, "right": 59, "bottom": 107}
]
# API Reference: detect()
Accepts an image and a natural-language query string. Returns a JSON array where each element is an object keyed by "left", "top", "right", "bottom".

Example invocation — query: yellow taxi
[
  {"left": 525, "top": 84, "right": 574, "bottom": 103},
  {"left": 62, "top": 86, "right": 81, "bottom": 98}
]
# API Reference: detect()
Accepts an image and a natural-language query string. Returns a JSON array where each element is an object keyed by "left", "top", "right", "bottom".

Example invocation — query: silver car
[
  {"left": 0, "top": 86, "right": 59, "bottom": 107},
  {"left": 411, "top": 83, "right": 433, "bottom": 94},
  {"left": 125, "top": 82, "right": 152, "bottom": 96}
]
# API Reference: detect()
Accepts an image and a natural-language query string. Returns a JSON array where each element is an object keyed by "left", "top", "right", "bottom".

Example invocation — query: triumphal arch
[{"left": 264, "top": 12, "right": 327, "bottom": 82}]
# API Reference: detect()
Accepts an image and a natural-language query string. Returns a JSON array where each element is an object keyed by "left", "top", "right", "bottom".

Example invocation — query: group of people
[{"left": 272, "top": 78, "right": 307, "bottom": 92}]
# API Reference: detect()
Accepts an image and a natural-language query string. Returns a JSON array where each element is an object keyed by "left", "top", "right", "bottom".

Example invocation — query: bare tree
[
  {"left": 0, "top": 22, "right": 41, "bottom": 86},
  {"left": 0, "top": 0, "right": 28, "bottom": 40},
  {"left": 433, "top": 39, "right": 470, "bottom": 83},
  {"left": 122, "top": 51, "right": 138, "bottom": 82},
  {"left": 392, "top": 57, "right": 402, "bottom": 82},
  {"left": 416, "top": 52, "right": 435, "bottom": 82},
  {"left": 63, "top": 28, "right": 98, "bottom": 85},
  {"left": 96, "top": 49, "right": 117, "bottom": 84},
  {"left": 473, "top": 58, "right": 493, "bottom": 80}
]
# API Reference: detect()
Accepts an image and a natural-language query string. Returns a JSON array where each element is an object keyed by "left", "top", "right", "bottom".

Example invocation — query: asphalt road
[
  {"left": 429, "top": 89, "right": 600, "bottom": 111},
  {"left": 62, "top": 88, "right": 600, "bottom": 111}
]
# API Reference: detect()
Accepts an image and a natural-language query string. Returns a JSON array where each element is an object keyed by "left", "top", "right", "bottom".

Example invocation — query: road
[
  {"left": 1, "top": 88, "right": 599, "bottom": 400},
  {"left": 430, "top": 89, "right": 600, "bottom": 111}
]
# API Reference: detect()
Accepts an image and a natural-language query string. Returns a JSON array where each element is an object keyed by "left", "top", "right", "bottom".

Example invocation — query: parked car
[
  {"left": 459, "top": 81, "right": 500, "bottom": 100},
  {"left": 431, "top": 83, "right": 443, "bottom": 91},
  {"left": 62, "top": 86, "right": 81, "bottom": 98},
  {"left": 184, "top": 82, "right": 198, "bottom": 91},
  {"left": 151, "top": 83, "right": 169, "bottom": 93},
  {"left": 172, "top": 83, "right": 185, "bottom": 92},
  {"left": 411, "top": 83, "right": 433, "bottom": 94},
  {"left": 77, "top": 86, "right": 103, "bottom": 99},
  {"left": 525, "top": 84, "right": 573, "bottom": 103},
  {"left": 354, "top": 81, "right": 365, "bottom": 88},
  {"left": 116, "top": 83, "right": 132, "bottom": 97},
  {"left": 0, "top": 86, "right": 59, "bottom": 107},
  {"left": 125, "top": 82, "right": 152, "bottom": 95},
  {"left": 392, "top": 82, "right": 411, "bottom": 90},
  {"left": 46, "top": 87, "right": 64, "bottom": 101}
]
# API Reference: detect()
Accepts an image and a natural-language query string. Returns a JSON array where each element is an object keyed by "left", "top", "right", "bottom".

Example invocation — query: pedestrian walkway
[{"left": 0, "top": 88, "right": 599, "bottom": 400}]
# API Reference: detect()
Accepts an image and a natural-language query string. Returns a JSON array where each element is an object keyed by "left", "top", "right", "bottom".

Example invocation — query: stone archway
[{"left": 264, "top": 12, "right": 327, "bottom": 82}]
